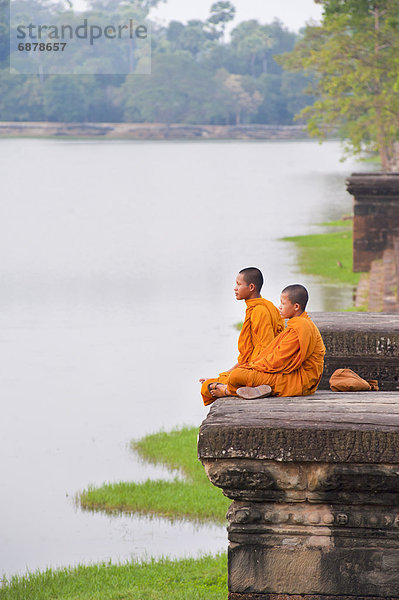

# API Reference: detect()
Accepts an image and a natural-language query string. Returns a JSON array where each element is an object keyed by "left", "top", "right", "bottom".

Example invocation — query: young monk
[
  {"left": 208, "top": 284, "right": 326, "bottom": 399},
  {"left": 200, "top": 267, "right": 284, "bottom": 406}
]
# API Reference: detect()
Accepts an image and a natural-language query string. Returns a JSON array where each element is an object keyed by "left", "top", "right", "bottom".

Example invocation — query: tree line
[{"left": 0, "top": 0, "right": 313, "bottom": 123}]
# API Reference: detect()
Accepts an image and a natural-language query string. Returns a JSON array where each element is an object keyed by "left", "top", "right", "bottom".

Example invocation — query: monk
[
  {"left": 208, "top": 284, "right": 326, "bottom": 399},
  {"left": 200, "top": 267, "right": 284, "bottom": 406}
]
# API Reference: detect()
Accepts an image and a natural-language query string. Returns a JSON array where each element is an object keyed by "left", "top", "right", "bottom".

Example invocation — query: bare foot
[{"left": 208, "top": 382, "right": 232, "bottom": 398}]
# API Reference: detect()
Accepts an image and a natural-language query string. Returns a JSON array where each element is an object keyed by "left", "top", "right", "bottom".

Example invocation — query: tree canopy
[
  {"left": 280, "top": 0, "right": 399, "bottom": 170},
  {"left": 2, "top": 0, "right": 313, "bottom": 125},
  {"left": 208, "top": 1, "right": 235, "bottom": 41}
]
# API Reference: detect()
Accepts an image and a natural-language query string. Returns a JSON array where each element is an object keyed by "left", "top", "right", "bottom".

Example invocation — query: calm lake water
[{"left": 0, "top": 138, "right": 365, "bottom": 578}]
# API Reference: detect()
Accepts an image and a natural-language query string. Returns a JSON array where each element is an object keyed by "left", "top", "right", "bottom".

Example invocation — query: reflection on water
[
  {"left": 317, "top": 283, "right": 355, "bottom": 313},
  {"left": 5, "top": 506, "right": 227, "bottom": 578},
  {"left": 0, "top": 139, "right": 369, "bottom": 578}
]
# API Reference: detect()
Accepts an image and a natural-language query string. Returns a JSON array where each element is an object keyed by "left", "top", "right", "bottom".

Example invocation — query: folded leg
[{"left": 227, "top": 367, "right": 277, "bottom": 396}]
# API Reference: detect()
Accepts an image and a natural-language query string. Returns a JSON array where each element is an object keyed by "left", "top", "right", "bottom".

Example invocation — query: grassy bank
[
  {"left": 0, "top": 554, "right": 227, "bottom": 600},
  {"left": 78, "top": 427, "right": 230, "bottom": 524},
  {"left": 282, "top": 219, "right": 361, "bottom": 286},
  {"left": 235, "top": 218, "right": 362, "bottom": 327},
  {"left": 1, "top": 428, "right": 229, "bottom": 598}
]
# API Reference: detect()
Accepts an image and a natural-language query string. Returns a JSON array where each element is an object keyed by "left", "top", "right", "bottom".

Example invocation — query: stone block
[
  {"left": 310, "top": 312, "right": 399, "bottom": 391},
  {"left": 347, "top": 173, "right": 399, "bottom": 271},
  {"left": 198, "top": 392, "right": 399, "bottom": 599}
]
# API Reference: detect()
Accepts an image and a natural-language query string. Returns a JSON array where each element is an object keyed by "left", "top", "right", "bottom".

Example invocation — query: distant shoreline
[{"left": 0, "top": 121, "right": 309, "bottom": 140}]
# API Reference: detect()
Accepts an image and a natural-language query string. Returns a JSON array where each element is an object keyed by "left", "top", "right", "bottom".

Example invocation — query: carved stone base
[
  {"left": 198, "top": 392, "right": 399, "bottom": 598},
  {"left": 227, "top": 499, "right": 399, "bottom": 596},
  {"left": 228, "top": 535, "right": 399, "bottom": 596}
]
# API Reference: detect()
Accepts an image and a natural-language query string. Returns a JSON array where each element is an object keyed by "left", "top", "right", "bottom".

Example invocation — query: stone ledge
[
  {"left": 310, "top": 310, "right": 399, "bottom": 333},
  {"left": 347, "top": 172, "right": 399, "bottom": 196},
  {"left": 198, "top": 391, "right": 399, "bottom": 464}
]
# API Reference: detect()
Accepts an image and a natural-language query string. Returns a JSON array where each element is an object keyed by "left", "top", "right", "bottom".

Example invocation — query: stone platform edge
[{"left": 198, "top": 392, "right": 399, "bottom": 464}]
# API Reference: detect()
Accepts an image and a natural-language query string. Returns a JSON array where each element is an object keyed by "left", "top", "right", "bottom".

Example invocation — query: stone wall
[
  {"left": 354, "top": 238, "right": 399, "bottom": 312},
  {"left": 0, "top": 121, "right": 308, "bottom": 140},
  {"left": 311, "top": 312, "right": 399, "bottom": 391}
]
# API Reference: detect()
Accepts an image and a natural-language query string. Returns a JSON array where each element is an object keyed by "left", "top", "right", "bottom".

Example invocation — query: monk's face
[
  {"left": 234, "top": 273, "right": 254, "bottom": 300},
  {"left": 279, "top": 293, "right": 299, "bottom": 319}
]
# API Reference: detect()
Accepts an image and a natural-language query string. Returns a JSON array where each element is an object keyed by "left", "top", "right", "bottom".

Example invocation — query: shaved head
[
  {"left": 281, "top": 284, "right": 309, "bottom": 310},
  {"left": 239, "top": 267, "right": 263, "bottom": 292}
]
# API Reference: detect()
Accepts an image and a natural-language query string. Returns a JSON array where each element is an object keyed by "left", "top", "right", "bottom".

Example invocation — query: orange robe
[
  {"left": 227, "top": 312, "right": 325, "bottom": 397},
  {"left": 201, "top": 297, "right": 284, "bottom": 406}
]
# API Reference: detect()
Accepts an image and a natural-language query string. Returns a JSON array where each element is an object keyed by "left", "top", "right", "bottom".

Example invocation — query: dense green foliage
[
  {"left": 280, "top": 0, "right": 399, "bottom": 169},
  {"left": 0, "top": 554, "right": 227, "bottom": 599},
  {"left": 2, "top": 0, "right": 312, "bottom": 123},
  {"left": 79, "top": 427, "right": 230, "bottom": 523}
]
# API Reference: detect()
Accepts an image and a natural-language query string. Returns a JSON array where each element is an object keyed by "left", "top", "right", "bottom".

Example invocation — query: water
[{"left": 0, "top": 138, "right": 364, "bottom": 578}]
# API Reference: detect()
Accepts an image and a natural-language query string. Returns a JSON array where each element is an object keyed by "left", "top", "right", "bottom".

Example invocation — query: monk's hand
[{"left": 199, "top": 378, "right": 206, "bottom": 383}]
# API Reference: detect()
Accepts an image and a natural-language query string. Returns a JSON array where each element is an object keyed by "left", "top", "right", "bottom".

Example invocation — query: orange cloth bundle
[{"left": 329, "top": 368, "right": 379, "bottom": 392}]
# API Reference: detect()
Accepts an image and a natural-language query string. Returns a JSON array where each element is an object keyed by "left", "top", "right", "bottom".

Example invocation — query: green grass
[
  {"left": 0, "top": 553, "right": 227, "bottom": 600},
  {"left": 1, "top": 429, "right": 229, "bottom": 598},
  {"left": 359, "top": 154, "right": 381, "bottom": 166},
  {"left": 238, "top": 218, "right": 363, "bottom": 314},
  {"left": 282, "top": 221, "right": 362, "bottom": 286},
  {"left": 343, "top": 305, "right": 367, "bottom": 312},
  {"left": 318, "top": 219, "right": 352, "bottom": 227},
  {"left": 78, "top": 427, "right": 230, "bottom": 524}
]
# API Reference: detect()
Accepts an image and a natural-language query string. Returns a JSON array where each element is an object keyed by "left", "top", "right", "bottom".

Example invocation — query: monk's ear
[{"left": 249, "top": 283, "right": 255, "bottom": 292}]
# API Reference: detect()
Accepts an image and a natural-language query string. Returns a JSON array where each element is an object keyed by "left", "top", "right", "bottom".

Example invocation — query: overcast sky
[
  {"left": 71, "top": 0, "right": 323, "bottom": 32},
  {"left": 149, "top": 0, "right": 322, "bottom": 32}
]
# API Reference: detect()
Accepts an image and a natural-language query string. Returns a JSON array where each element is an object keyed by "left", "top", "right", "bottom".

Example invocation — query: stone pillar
[
  {"left": 346, "top": 172, "right": 399, "bottom": 272},
  {"left": 198, "top": 392, "right": 399, "bottom": 599}
]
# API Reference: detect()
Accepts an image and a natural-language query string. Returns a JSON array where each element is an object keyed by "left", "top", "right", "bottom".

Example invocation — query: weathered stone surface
[
  {"left": 367, "top": 260, "right": 384, "bottom": 311},
  {"left": 346, "top": 172, "right": 399, "bottom": 272},
  {"left": 347, "top": 172, "right": 399, "bottom": 196},
  {"left": 198, "top": 392, "right": 399, "bottom": 464},
  {"left": 310, "top": 312, "right": 399, "bottom": 391},
  {"left": 352, "top": 242, "right": 399, "bottom": 313},
  {"left": 228, "top": 543, "right": 399, "bottom": 596},
  {"left": 383, "top": 248, "right": 398, "bottom": 312},
  {"left": 198, "top": 391, "right": 399, "bottom": 598}
]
